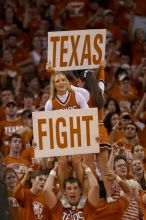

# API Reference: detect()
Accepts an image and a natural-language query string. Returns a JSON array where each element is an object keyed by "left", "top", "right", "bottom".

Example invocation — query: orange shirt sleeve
[{"left": 13, "top": 183, "right": 26, "bottom": 207}]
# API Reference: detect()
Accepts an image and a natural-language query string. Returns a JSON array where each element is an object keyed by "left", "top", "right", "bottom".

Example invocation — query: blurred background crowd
[{"left": 0, "top": 0, "right": 146, "bottom": 219}]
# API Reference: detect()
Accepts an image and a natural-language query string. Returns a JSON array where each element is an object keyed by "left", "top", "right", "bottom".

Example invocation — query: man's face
[
  {"left": 32, "top": 175, "right": 47, "bottom": 191},
  {"left": 120, "top": 80, "right": 130, "bottom": 93},
  {"left": 114, "top": 159, "right": 127, "bottom": 178},
  {"left": 125, "top": 124, "right": 137, "bottom": 139},
  {"left": 5, "top": 103, "right": 17, "bottom": 116},
  {"left": 64, "top": 182, "right": 81, "bottom": 205},
  {"left": 9, "top": 138, "right": 22, "bottom": 154},
  {"left": 24, "top": 97, "right": 33, "bottom": 106}
]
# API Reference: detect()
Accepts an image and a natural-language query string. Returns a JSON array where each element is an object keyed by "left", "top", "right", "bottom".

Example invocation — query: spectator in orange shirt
[
  {"left": 62, "top": 0, "right": 90, "bottom": 30},
  {"left": 36, "top": 48, "right": 51, "bottom": 87},
  {"left": 131, "top": 144, "right": 146, "bottom": 171},
  {"left": 30, "top": 35, "right": 42, "bottom": 66},
  {"left": 109, "top": 154, "right": 143, "bottom": 220},
  {"left": 0, "top": 153, "right": 12, "bottom": 220},
  {"left": 131, "top": 159, "right": 146, "bottom": 190},
  {"left": 104, "top": 112, "right": 120, "bottom": 135},
  {"left": 106, "top": 67, "right": 137, "bottom": 103},
  {"left": 0, "top": 49, "right": 22, "bottom": 96},
  {"left": 5, "top": 33, "right": 31, "bottom": 66},
  {"left": 0, "top": 88, "right": 14, "bottom": 121},
  {"left": 3, "top": 133, "right": 30, "bottom": 179},
  {"left": 132, "top": 144, "right": 145, "bottom": 164},
  {"left": 4, "top": 168, "right": 20, "bottom": 220},
  {"left": 131, "top": 28, "right": 146, "bottom": 65},
  {"left": 17, "top": 91, "right": 36, "bottom": 115},
  {"left": 104, "top": 97, "right": 120, "bottom": 116},
  {"left": 117, "top": 122, "right": 140, "bottom": 151},
  {"left": 102, "top": 9, "right": 122, "bottom": 50},
  {"left": 130, "top": 98, "right": 141, "bottom": 118},
  {"left": 0, "top": 5, "right": 20, "bottom": 37},
  {"left": 27, "top": 78, "right": 41, "bottom": 108},
  {"left": 112, "top": 74, "right": 138, "bottom": 109},
  {"left": 18, "top": 110, "right": 33, "bottom": 150},
  {"left": 85, "top": 0, "right": 104, "bottom": 29},
  {"left": 95, "top": 173, "right": 130, "bottom": 220},
  {"left": 44, "top": 163, "right": 99, "bottom": 220},
  {"left": 109, "top": 112, "right": 134, "bottom": 143},
  {"left": 0, "top": 99, "right": 24, "bottom": 156},
  {"left": 14, "top": 168, "right": 51, "bottom": 220}
]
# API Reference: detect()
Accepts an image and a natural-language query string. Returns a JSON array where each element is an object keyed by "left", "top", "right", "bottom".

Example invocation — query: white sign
[
  {"left": 47, "top": 29, "right": 106, "bottom": 71},
  {"left": 33, "top": 108, "right": 99, "bottom": 158}
]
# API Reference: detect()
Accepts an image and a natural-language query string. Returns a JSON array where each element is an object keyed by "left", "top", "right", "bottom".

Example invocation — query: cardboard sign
[
  {"left": 47, "top": 29, "right": 106, "bottom": 71},
  {"left": 33, "top": 108, "right": 99, "bottom": 158}
]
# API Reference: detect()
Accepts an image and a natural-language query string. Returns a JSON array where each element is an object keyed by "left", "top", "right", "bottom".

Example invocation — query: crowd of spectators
[{"left": 0, "top": 0, "right": 146, "bottom": 219}]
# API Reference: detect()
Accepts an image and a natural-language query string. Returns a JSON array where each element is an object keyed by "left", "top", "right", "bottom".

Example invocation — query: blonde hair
[{"left": 49, "top": 72, "right": 71, "bottom": 99}]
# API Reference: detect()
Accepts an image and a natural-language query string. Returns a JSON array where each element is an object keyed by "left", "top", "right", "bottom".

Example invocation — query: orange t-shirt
[
  {"left": 21, "top": 147, "right": 34, "bottom": 164},
  {"left": 3, "top": 156, "right": 30, "bottom": 179},
  {"left": 111, "top": 90, "right": 137, "bottom": 105},
  {"left": 95, "top": 197, "right": 129, "bottom": 220},
  {"left": 0, "top": 119, "right": 24, "bottom": 142},
  {"left": 50, "top": 199, "right": 97, "bottom": 220},
  {"left": 110, "top": 130, "right": 125, "bottom": 144},
  {"left": 20, "top": 127, "right": 33, "bottom": 149},
  {"left": 13, "top": 183, "right": 50, "bottom": 220},
  {"left": 63, "top": 0, "right": 90, "bottom": 30},
  {"left": 8, "top": 190, "right": 21, "bottom": 220},
  {"left": 0, "top": 119, "right": 24, "bottom": 155}
]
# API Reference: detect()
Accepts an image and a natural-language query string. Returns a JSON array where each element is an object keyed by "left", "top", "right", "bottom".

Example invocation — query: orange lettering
[
  {"left": 48, "top": 118, "right": 54, "bottom": 149},
  {"left": 60, "top": 36, "right": 68, "bottom": 67},
  {"left": 93, "top": 34, "right": 103, "bottom": 64},
  {"left": 80, "top": 35, "right": 91, "bottom": 65},
  {"left": 69, "top": 116, "right": 81, "bottom": 147},
  {"left": 82, "top": 116, "right": 93, "bottom": 145},
  {"left": 38, "top": 119, "right": 47, "bottom": 150},
  {"left": 69, "top": 35, "right": 80, "bottom": 66},
  {"left": 56, "top": 118, "right": 67, "bottom": 148},
  {"left": 50, "top": 36, "right": 60, "bottom": 67}
]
